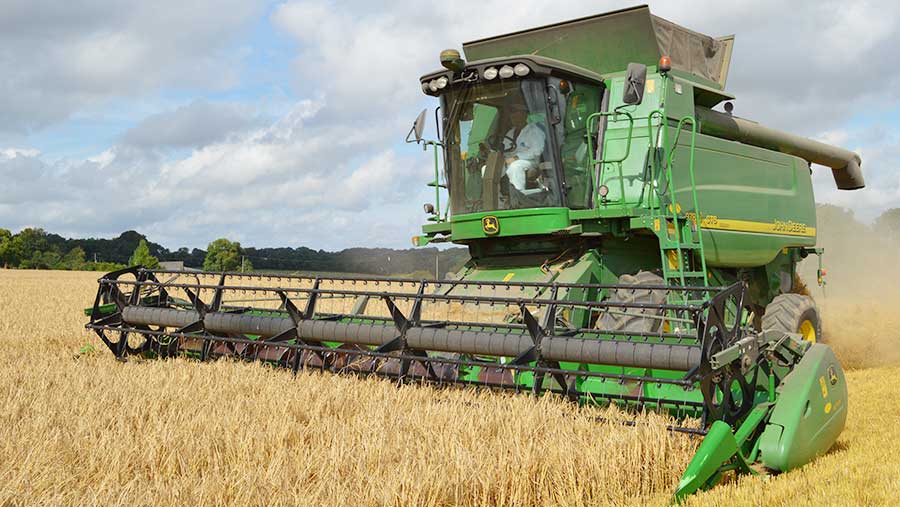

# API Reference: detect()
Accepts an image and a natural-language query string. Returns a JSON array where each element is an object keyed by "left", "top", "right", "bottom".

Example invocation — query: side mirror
[
  {"left": 406, "top": 108, "right": 428, "bottom": 143},
  {"left": 622, "top": 63, "right": 647, "bottom": 105}
]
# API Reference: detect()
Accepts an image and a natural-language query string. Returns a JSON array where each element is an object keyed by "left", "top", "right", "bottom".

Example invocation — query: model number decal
[{"left": 685, "top": 212, "right": 719, "bottom": 227}]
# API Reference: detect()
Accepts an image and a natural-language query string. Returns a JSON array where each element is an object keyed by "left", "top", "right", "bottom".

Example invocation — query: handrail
[
  {"left": 645, "top": 109, "right": 667, "bottom": 210},
  {"left": 587, "top": 109, "right": 634, "bottom": 205},
  {"left": 669, "top": 115, "right": 708, "bottom": 285},
  {"left": 649, "top": 77, "right": 708, "bottom": 291},
  {"left": 421, "top": 140, "right": 444, "bottom": 221}
]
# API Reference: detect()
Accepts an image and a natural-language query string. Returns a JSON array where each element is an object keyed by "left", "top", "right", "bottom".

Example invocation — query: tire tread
[{"left": 762, "top": 293, "right": 822, "bottom": 341}]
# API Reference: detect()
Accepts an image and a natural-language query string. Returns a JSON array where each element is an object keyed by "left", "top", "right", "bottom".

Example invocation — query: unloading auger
[{"left": 87, "top": 5, "right": 858, "bottom": 501}]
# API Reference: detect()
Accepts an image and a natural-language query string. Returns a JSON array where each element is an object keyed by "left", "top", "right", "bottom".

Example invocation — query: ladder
[{"left": 648, "top": 114, "right": 708, "bottom": 304}]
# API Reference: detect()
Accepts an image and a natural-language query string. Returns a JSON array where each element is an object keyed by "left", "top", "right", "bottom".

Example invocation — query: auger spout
[{"left": 695, "top": 106, "right": 864, "bottom": 190}]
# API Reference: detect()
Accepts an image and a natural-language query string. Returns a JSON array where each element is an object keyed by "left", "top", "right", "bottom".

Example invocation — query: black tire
[
  {"left": 761, "top": 294, "right": 823, "bottom": 344},
  {"left": 598, "top": 271, "right": 666, "bottom": 333}
]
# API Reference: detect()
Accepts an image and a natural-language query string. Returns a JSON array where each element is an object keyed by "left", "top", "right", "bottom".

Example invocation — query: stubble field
[{"left": 1, "top": 268, "right": 898, "bottom": 506}]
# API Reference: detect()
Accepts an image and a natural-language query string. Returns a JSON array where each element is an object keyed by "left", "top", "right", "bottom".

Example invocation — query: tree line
[{"left": 0, "top": 228, "right": 469, "bottom": 276}]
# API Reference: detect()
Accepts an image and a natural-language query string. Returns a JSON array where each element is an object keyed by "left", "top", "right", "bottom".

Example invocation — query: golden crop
[{"left": 0, "top": 269, "right": 898, "bottom": 506}]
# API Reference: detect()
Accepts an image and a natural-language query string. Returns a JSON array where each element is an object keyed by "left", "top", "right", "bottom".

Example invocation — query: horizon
[{"left": 0, "top": 227, "right": 465, "bottom": 254}]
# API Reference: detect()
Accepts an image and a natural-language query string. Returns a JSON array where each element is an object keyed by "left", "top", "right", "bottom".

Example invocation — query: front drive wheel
[{"left": 761, "top": 294, "right": 823, "bottom": 344}]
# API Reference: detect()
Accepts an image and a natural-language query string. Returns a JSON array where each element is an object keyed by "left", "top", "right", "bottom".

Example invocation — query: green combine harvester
[{"left": 86, "top": 6, "right": 861, "bottom": 500}]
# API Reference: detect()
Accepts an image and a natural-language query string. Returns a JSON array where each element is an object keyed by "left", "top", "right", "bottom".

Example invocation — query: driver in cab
[{"left": 503, "top": 106, "right": 547, "bottom": 195}]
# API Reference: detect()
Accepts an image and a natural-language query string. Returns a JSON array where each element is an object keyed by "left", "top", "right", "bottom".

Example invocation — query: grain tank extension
[{"left": 86, "top": 5, "right": 859, "bottom": 501}]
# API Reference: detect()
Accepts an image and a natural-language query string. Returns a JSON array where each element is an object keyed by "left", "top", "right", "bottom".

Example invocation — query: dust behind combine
[{"left": 800, "top": 207, "right": 900, "bottom": 370}]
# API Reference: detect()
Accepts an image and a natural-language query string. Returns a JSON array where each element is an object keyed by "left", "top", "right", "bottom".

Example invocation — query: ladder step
[
  {"left": 661, "top": 244, "right": 702, "bottom": 250},
  {"left": 653, "top": 205, "right": 709, "bottom": 290},
  {"left": 665, "top": 271, "right": 707, "bottom": 278}
]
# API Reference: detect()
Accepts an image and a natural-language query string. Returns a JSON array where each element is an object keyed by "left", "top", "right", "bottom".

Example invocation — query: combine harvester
[{"left": 86, "top": 6, "right": 862, "bottom": 500}]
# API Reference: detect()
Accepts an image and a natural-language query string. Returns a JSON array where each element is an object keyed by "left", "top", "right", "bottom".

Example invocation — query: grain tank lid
[
  {"left": 677, "top": 77, "right": 735, "bottom": 108},
  {"left": 462, "top": 5, "right": 734, "bottom": 89},
  {"left": 650, "top": 16, "right": 734, "bottom": 89}
]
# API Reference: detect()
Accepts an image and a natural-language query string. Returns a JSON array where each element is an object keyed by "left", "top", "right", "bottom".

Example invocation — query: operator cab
[{"left": 420, "top": 56, "right": 605, "bottom": 218}]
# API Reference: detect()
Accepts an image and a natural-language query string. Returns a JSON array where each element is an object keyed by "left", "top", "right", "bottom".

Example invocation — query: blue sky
[{"left": 1, "top": 0, "right": 898, "bottom": 251}]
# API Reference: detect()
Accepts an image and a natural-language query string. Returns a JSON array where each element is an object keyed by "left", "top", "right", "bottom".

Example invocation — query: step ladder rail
[
  {"left": 647, "top": 75, "right": 710, "bottom": 308},
  {"left": 668, "top": 115, "right": 708, "bottom": 285},
  {"left": 641, "top": 109, "right": 666, "bottom": 211},
  {"left": 648, "top": 106, "right": 689, "bottom": 288}
]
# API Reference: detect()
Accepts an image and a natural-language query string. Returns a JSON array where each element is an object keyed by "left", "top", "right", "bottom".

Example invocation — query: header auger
[{"left": 87, "top": 5, "right": 858, "bottom": 501}]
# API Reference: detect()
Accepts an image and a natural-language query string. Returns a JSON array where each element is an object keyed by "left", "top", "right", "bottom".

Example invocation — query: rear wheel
[{"left": 762, "top": 294, "right": 822, "bottom": 343}]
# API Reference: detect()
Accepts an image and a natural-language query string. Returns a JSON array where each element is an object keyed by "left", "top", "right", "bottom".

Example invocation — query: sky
[{"left": 0, "top": 0, "right": 898, "bottom": 251}]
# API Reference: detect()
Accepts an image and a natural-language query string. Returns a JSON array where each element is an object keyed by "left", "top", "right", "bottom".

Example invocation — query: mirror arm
[
  {"left": 407, "top": 108, "right": 429, "bottom": 144},
  {"left": 434, "top": 106, "right": 443, "bottom": 143},
  {"left": 405, "top": 125, "right": 420, "bottom": 144}
]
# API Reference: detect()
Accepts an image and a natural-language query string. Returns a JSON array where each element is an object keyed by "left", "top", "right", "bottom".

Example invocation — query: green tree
[
  {"left": 14, "top": 228, "right": 49, "bottom": 251},
  {"left": 0, "top": 228, "right": 12, "bottom": 267},
  {"left": 41, "top": 250, "right": 61, "bottom": 269},
  {"left": 19, "top": 250, "right": 44, "bottom": 269},
  {"left": 129, "top": 239, "right": 160, "bottom": 268},
  {"left": 9, "top": 228, "right": 48, "bottom": 267},
  {"left": 203, "top": 238, "right": 251, "bottom": 272},
  {"left": 61, "top": 247, "right": 87, "bottom": 270}
]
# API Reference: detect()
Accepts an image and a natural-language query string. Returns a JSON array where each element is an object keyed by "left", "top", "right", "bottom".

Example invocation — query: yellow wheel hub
[{"left": 799, "top": 319, "right": 817, "bottom": 343}]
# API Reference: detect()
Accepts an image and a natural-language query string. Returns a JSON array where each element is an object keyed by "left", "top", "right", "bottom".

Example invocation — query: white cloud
[
  {"left": 87, "top": 149, "right": 115, "bottom": 168},
  {"left": 815, "top": 2, "right": 894, "bottom": 64},
  {"left": 814, "top": 130, "right": 851, "bottom": 147},
  {"left": 0, "top": 94, "right": 432, "bottom": 250},
  {"left": 0, "top": 0, "right": 267, "bottom": 134},
  {"left": 121, "top": 100, "right": 264, "bottom": 149},
  {"left": 1, "top": 148, "right": 40, "bottom": 159}
]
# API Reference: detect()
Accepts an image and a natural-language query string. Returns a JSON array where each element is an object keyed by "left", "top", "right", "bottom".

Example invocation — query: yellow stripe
[{"left": 698, "top": 217, "right": 816, "bottom": 237}]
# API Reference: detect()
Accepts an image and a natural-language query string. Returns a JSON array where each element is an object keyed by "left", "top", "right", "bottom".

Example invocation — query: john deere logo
[
  {"left": 828, "top": 365, "right": 839, "bottom": 385},
  {"left": 482, "top": 215, "right": 500, "bottom": 235}
]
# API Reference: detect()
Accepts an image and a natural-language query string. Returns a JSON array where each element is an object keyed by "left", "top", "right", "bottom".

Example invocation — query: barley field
[{"left": 1, "top": 269, "right": 898, "bottom": 506}]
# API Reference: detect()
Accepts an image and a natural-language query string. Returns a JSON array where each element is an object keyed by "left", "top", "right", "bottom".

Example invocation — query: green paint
[
  {"left": 674, "top": 421, "right": 742, "bottom": 501},
  {"left": 450, "top": 208, "right": 573, "bottom": 241},
  {"left": 758, "top": 344, "right": 848, "bottom": 471},
  {"left": 675, "top": 406, "right": 769, "bottom": 501}
]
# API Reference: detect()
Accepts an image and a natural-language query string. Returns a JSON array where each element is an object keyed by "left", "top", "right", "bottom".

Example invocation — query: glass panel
[
  {"left": 553, "top": 79, "right": 601, "bottom": 209},
  {"left": 445, "top": 79, "right": 563, "bottom": 215}
]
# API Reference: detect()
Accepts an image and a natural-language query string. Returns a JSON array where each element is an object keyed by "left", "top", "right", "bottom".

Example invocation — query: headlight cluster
[
  {"left": 423, "top": 76, "right": 449, "bottom": 93},
  {"left": 422, "top": 61, "right": 533, "bottom": 93},
  {"left": 482, "top": 63, "right": 530, "bottom": 80}
]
